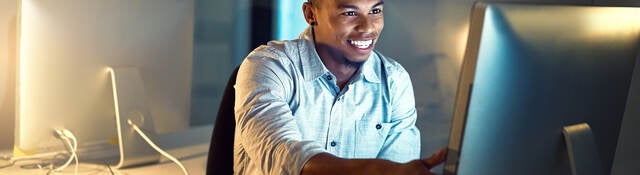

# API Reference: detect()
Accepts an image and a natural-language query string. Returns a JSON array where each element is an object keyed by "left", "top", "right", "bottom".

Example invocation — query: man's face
[{"left": 312, "top": 0, "right": 384, "bottom": 64}]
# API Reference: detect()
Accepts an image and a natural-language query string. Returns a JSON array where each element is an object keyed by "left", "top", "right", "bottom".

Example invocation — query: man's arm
[
  {"left": 235, "top": 48, "right": 326, "bottom": 175},
  {"left": 301, "top": 152, "right": 444, "bottom": 175}
]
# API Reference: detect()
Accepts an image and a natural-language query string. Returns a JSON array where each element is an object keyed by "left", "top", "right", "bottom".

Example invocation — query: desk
[{"left": 0, "top": 125, "right": 212, "bottom": 175}]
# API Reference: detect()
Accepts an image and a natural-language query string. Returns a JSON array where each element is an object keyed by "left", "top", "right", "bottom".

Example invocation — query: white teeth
[{"left": 349, "top": 40, "right": 373, "bottom": 49}]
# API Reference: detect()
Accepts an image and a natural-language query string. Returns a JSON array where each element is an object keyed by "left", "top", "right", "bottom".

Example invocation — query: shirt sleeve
[
  {"left": 377, "top": 64, "right": 421, "bottom": 163},
  {"left": 234, "top": 46, "right": 326, "bottom": 175}
]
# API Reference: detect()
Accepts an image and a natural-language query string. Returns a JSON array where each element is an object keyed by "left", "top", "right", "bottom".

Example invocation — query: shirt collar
[
  {"left": 360, "top": 52, "right": 381, "bottom": 83},
  {"left": 299, "top": 27, "right": 330, "bottom": 81},
  {"left": 298, "top": 27, "right": 381, "bottom": 84}
]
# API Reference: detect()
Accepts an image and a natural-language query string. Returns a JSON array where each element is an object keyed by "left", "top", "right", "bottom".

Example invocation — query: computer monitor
[
  {"left": 16, "top": 0, "right": 193, "bottom": 166},
  {"left": 445, "top": 2, "right": 640, "bottom": 175}
]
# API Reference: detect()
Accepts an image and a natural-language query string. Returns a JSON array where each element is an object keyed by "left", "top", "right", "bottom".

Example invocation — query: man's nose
[{"left": 355, "top": 16, "right": 375, "bottom": 34}]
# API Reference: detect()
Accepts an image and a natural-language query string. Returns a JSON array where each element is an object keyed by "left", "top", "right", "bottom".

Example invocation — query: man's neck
[{"left": 315, "top": 46, "right": 360, "bottom": 89}]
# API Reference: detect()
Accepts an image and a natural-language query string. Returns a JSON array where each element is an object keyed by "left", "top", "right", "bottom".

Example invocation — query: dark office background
[
  {"left": 0, "top": 1, "right": 637, "bottom": 173},
  {"left": 188, "top": 0, "right": 640, "bottom": 161},
  {"left": 2, "top": 0, "right": 639, "bottom": 168}
]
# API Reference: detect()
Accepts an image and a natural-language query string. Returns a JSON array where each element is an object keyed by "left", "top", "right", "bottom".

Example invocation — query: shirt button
[
  {"left": 376, "top": 124, "right": 382, "bottom": 129},
  {"left": 330, "top": 141, "right": 337, "bottom": 147},
  {"left": 326, "top": 75, "right": 333, "bottom": 81}
]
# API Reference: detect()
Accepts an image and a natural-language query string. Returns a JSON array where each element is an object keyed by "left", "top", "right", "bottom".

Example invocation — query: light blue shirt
[{"left": 234, "top": 27, "right": 420, "bottom": 175}]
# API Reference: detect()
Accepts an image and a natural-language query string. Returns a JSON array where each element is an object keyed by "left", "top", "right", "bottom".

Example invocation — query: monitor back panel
[{"left": 446, "top": 3, "right": 640, "bottom": 175}]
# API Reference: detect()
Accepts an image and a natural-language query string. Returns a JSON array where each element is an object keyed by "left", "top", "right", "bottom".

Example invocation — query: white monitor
[
  {"left": 16, "top": 0, "right": 194, "bottom": 162},
  {"left": 445, "top": 2, "right": 640, "bottom": 175}
]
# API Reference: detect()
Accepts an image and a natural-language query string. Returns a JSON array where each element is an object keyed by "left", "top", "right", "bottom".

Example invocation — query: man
[{"left": 234, "top": 0, "right": 446, "bottom": 174}]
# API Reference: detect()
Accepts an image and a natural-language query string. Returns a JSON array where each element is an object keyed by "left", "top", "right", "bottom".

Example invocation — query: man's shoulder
[
  {"left": 246, "top": 39, "right": 306, "bottom": 64},
  {"left": 248, "top": 40, "right": 289, "bottom": 59},
  {"left": 374, "top": 51, "right": 409, "bottom": 77}
]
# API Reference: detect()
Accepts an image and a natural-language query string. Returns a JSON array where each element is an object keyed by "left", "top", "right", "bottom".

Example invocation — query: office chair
[{"left": 206, "top": 66, "right": 240, "bottom": 175}]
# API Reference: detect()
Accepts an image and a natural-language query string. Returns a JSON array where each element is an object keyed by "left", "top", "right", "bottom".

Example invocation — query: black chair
[{"left": 206, "top": 66, "right": 239, "bottom": 175}]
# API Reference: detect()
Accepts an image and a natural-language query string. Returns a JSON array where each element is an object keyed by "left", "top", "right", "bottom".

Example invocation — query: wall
[
  {"left": 190, "top": 0, "right": 249, "bottom": 126},
  {"left": 0, "top": 0, "right": 17, "bottom": 150}
]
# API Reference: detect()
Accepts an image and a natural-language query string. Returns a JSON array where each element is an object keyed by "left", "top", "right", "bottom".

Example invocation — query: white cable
[
  {"left": 57, "top": 129, "right": 78, "bottom": 174},
  {"left": 67, "top": 130, "right": 79, "bottom": 175},
  {"left": 53, "top": 130, "right": 75, "bottom": 172},
  {"left": 128, "top": 119, "right": 189, "bottom": 175},
  {"left": 53, "top": 129, "right": 79, "bottom": 175}
]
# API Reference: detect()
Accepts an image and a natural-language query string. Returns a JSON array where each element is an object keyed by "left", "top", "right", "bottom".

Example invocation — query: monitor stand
[
  {"left": 562, "top": 123, "right": 604, "bottom": 175},
  {"left": 108, "top": 66, "right": 160, "bottom": 169}
]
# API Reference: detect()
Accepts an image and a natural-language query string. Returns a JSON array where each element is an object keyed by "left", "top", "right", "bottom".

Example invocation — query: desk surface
[
  {"left": 1, "top": 144, "right": 208, "bottom": 175},
  {"left": 0, "top": 126, "right": 212, "bottom": 175}
]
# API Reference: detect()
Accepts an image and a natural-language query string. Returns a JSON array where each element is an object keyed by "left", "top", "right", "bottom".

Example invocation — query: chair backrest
[{"left": 206, "top": 66, "right": 240, "bottom": 175}]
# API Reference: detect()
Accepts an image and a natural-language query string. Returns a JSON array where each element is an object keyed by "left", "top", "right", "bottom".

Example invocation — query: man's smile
[{"left": 348, "top": 39, "right": 373, "bottom": 49}]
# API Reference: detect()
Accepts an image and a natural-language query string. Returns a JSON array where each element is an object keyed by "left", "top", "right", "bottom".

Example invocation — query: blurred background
[
  {"left": 2, "top": 0, "right": 640, "bottom": 159},
  {"left": 186, "top": 0, "right": 640, "bottom": 158}
]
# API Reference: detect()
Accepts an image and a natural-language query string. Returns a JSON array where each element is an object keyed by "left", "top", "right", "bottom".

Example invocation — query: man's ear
[{"left": 302, "top": 2, "right": 316, "bottom": 26}]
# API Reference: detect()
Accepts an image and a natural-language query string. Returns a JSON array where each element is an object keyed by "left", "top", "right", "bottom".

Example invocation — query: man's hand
[
  {"left": 404, "top": 147, "right": 448, "bottom": 175},
  {"left": 422, "top": 148, "right": 447, "bottom": 170},
  {"left": 301, "top": 148, "right": 448, "bottom": 175}
]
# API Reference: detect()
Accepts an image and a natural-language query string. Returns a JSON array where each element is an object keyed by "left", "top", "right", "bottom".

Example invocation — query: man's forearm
[{"left": 300, "top": 153, "right": 431, "bottom": 175}]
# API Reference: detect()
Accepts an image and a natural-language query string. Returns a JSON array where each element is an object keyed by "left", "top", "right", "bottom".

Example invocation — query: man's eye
[
  {"left": 343, "top": 11, "right": 357, "bottom": 16},
  {"left": 370, "top": 8, "right": 382, "bottom": 14}
]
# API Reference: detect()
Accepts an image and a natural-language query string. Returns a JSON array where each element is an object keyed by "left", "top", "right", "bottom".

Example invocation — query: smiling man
[{"left": 233, "top": 0, "right": 445, "bottom": 175}]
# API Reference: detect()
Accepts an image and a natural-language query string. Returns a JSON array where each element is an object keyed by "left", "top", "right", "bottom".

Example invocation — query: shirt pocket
[{"left": 354, "top": 120, "right": 392, "bottom": 158}]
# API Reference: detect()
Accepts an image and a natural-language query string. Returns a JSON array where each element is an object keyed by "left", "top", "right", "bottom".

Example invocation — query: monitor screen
[
  {"left": 445, "top": 3, "right": 640, "bottom": 175},
  {"left": 16, "top": 0, "right": 193, "bottom": 158}
]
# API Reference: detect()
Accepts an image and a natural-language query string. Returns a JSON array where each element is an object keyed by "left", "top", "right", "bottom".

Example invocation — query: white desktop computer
[
  {"left": 445, "top": 2, "right": 640, "bottom": 175},
  {"left": 16, "top": 0, "right": 194, "bottom": 169}
]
